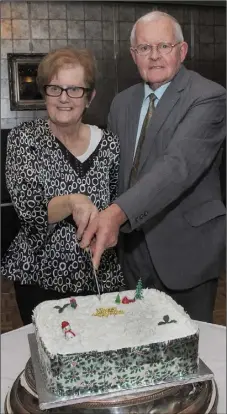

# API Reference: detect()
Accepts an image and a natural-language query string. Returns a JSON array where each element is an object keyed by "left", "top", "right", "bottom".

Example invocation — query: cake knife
[{"left": 86, "top": 247, "right": 101, "bottom": 301}]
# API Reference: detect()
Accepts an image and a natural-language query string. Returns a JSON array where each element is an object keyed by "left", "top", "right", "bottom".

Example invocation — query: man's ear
[
  {"left": 180, "top": 42, "right": 188, "bottom": 63},
  {"left": 87, "top": 89, "right": 96, "bottom": 107},
  {"left": 130, "top": 47, "right": 137, "bottom": 65}
]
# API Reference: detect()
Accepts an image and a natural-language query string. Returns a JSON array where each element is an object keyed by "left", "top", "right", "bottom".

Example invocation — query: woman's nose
[{"left": 59, "top": 90, "right": 69, "bottom": 101}]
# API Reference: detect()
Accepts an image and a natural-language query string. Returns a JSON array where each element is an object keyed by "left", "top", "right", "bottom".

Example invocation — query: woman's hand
[{"left": 68, "top": 194, "right": 98, "bottom": 240}]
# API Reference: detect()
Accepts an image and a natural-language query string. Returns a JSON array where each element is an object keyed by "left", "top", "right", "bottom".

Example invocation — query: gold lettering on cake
[{"left": 92, "top": 307, "right": 124, "bottom": 317}]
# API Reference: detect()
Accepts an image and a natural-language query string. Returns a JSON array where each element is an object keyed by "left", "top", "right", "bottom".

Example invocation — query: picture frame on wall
[{"left": 7, "top": 53, "right": 46, "bottom": 111}]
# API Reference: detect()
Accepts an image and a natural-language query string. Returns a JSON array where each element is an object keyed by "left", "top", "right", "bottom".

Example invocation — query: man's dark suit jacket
[{"left": 108, "top": 65, "right": 226, "bottom": 290}]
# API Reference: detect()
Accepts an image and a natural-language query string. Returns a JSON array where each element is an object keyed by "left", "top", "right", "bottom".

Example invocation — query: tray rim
[
  {"left": 4, "top": 375, "right": 218, "bottom": 414},
  {"left": 205, "top": 380, "right": 218, "bottom": 414}
]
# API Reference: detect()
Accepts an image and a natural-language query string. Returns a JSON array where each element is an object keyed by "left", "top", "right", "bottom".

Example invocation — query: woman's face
[{"left": 45, "top": 65, "right": 92, "bottom": 127}]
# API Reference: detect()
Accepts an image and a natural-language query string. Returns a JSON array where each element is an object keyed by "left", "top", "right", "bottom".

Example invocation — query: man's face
[{"left": 130, "top": 18, "right": 188, "bottom": 90}]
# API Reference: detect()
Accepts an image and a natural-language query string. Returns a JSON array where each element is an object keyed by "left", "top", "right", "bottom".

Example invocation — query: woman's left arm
[{"left": 109, "top": 133, "right": 120, "bottom": 204}]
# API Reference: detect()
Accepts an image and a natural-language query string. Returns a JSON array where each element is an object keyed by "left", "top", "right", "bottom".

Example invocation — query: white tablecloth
[{"left": 1, "top": 321, "right": 226, "bottom": 413}]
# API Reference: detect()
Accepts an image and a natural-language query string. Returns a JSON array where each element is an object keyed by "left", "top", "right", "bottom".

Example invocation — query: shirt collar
[{"left": 144, "top": 81, "right": 171, "bottom": 101}]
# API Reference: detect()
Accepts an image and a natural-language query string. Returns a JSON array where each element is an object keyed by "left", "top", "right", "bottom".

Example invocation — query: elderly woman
[{"left": 1, "top": 47, "right": 124, "bottom": 325}]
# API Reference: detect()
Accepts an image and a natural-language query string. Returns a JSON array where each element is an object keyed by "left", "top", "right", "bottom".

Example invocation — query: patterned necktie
[{"left": 129, "top": 93, "right": 156, "bottom": 186}]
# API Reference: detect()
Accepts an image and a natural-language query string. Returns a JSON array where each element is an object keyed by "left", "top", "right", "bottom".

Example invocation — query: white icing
[{"left": 33, "top": 289, "right": 199, "bottom": 356}]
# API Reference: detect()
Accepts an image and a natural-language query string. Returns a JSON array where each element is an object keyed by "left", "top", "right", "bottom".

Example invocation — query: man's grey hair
[{"left": 130, "top": 11, "right": 184, "bottom": 46}]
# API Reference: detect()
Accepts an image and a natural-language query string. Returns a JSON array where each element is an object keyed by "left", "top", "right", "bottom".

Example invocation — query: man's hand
[{"left": 80, "top": 204, "right": 127, "bottom": 269}]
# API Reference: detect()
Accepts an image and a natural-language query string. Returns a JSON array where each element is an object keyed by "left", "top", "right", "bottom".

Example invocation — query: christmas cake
[{"left": 32, "top": 287, "right": 199, "bottom": 397}]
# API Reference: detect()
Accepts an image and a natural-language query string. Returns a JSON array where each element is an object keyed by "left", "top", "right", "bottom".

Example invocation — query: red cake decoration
[
  {"left": 122, "top": 296, "right": 135, "bottom": 304},
  {"left": 70, "top": 298, "right": 78, "bottom": 309}
]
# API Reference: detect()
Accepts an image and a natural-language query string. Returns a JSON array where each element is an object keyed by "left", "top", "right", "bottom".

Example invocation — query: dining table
[{"left": 1, "top": 321, "right": 226, "bottom": 413}]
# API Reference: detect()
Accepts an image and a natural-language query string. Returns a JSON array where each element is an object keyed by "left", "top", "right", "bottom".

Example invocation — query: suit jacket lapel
[
  {"left": 138, "top": 65, "right": 190, "bottom": 174},
  {"left": 124, "top": 83, "right": 144, "bottom": 188}
]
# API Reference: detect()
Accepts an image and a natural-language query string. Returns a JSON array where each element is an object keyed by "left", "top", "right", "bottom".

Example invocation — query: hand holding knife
[{"left": 85, "top": 247, "right": 101, "bottom": 301}]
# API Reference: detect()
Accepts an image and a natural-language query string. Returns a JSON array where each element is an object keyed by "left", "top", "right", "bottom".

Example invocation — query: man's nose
[{"left": 148, "top": 46, "right": 160, "bottom": 59}]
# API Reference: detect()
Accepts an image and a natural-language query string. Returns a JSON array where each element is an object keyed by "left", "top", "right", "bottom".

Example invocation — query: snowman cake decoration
[{"left": 61, "top": 321, "right": 76, "bottom": 339}]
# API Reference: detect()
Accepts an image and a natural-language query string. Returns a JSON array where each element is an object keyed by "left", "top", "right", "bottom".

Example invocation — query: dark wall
[
  {"left": 83, "top": 2, "right": 226, "bottom": 125},
  {"left": 1, "top": 2, "right": 226, "bottom": 256}
]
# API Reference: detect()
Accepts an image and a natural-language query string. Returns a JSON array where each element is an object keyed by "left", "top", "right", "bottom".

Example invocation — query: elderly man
[{"left": 81, "top": 11, "right": 226, "bottom": 322}]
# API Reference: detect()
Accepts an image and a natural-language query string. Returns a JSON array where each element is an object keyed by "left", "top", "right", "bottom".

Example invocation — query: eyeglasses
[
  {"left": 44, "top": 85, "right": 91, "bottom": 98},
  {"left": 132, "top": 42, "right": 181, "bottom": 56}
]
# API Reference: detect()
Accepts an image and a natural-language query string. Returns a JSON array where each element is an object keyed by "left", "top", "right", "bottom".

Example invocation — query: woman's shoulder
[
  {"left": 8, "top": 119, "right": 50, "bottom": 148},
  {"left": 8, "top": 118, "right": 47, "bottom": 138},
  {"left": 88, "top": 124, "right": 119, "bottom": 146},
  {"left": 89, "top": 124, "right": 118, "bottom": 138},
  {"left": 102, "top": 128, "right": 118, "bottom": 139},
  {"left": 97, "top": 126, "right": 119, "bottom": 144},
  {"left": 102, "top": 129, "right": 120, "bottom": 151}
]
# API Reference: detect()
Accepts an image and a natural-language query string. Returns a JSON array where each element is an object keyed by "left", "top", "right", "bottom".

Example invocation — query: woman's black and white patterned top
[{"left": 1, "top": 119, "right": 125, "bottom": 294}]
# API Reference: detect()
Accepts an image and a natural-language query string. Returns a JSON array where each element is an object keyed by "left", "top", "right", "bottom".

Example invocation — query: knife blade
[{"left": 86, "top": 247, "right": 101, "bottom": 301}]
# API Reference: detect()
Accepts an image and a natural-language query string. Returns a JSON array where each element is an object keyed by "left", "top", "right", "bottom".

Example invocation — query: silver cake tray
[{"left": 28, "top": 333, "right": 214, "bottom": 411}]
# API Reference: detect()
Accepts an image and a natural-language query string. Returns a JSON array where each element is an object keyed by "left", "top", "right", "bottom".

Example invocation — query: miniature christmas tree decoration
[
  {"left": 115, "top": 293, "right": 121, "bottom": 304},
  {"left": 135, "top": 278, "right": 144, "bottom": 300},
  {"left": 70, "top": 298, "right": 77, "bottom": 309}
]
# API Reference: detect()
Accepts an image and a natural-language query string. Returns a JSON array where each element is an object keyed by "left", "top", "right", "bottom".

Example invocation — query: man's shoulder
[
  {"left": 187, "top": 69, "right": 226, "bottom": 96},
  {"left": 112, "top": 83, "right": 143, "bottom": 106}
]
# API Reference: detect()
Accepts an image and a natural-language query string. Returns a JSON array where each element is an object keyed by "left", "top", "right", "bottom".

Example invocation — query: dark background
[{"left": 1, "top": 1, "right": 226, "bottom": 256}]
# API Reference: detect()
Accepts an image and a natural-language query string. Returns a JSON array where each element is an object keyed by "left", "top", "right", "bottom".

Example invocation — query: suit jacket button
[
  {"left": 144, "top": 211, "right": 148, "bottom": 216},
  {"left": 140, "top": 214, "right": 144, "bottom": 219}
]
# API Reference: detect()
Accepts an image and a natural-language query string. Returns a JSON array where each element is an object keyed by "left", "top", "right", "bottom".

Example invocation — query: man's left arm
[
  {"left": 81, "top": 91, "right": 225, "bottom": 266},
  {"left": 115, "top": 91, "right": 226, "bottom": 232}
]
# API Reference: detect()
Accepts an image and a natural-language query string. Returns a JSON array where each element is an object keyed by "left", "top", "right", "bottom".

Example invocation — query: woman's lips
[{"left": 57, "top": 107, "right": 72, "bottom": 111}]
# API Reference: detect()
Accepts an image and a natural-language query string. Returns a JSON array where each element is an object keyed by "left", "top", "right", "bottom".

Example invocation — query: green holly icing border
[{"left": 34, "top": 323, "right": 199, "bottom": 398}]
